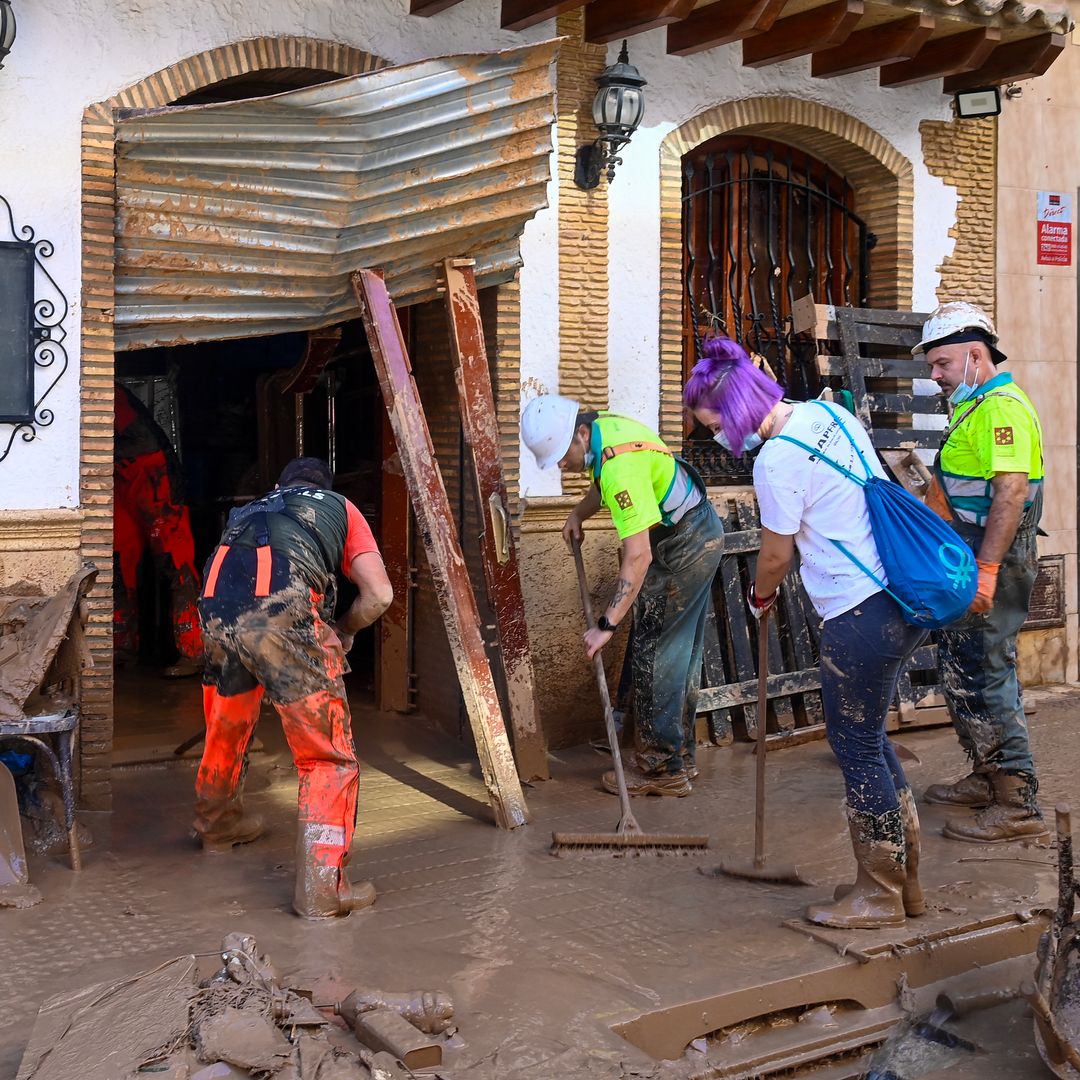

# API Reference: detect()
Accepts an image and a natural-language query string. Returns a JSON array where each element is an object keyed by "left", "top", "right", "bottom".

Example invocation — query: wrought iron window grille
[{"left": 0, "top": 195, "right": 68, "bottom": 465}]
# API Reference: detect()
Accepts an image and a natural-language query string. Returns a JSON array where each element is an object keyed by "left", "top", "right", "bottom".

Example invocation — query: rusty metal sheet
[
  {"left": 352, "top": 268, "right": 529, "bottom": 831},
  {"left": 113, "top": 42, "right": 559, "bottom": 351}
]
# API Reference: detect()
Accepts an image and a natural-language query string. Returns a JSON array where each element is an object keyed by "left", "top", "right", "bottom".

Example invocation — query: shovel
[{"left": 0, "top": 760, "right": 42, "bottom": 908}]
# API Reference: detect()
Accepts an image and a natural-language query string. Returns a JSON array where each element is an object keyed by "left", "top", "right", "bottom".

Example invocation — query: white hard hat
[
  {"left": 521, "top": 394, "right": 580, "bottom": 470},
  {"left": 912, "top": 302, "right": 1005, "bottom": 362}
]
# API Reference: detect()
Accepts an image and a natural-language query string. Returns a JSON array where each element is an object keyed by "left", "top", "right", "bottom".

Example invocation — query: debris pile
[{"left": 17, "top": 932, "right": 457, "bottom": 1080}]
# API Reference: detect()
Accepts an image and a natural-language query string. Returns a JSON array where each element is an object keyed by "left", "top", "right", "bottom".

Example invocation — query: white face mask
[
  {"left": 713, "top": 429, "right": 762, "bottom": 454},
  {"left": 948, "top": 353, "right": 980, "bottom": 406},
  {"left": 583, "top": 449, "right": 594, "bottom": 470}
]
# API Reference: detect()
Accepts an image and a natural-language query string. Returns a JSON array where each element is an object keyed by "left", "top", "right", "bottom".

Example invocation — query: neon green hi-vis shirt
[
  {"left": 937, "top": 372, "right": 1044, "bottom": 527},
  {"left": 588, "top": 414, "right": 700, "bottom": 539}
]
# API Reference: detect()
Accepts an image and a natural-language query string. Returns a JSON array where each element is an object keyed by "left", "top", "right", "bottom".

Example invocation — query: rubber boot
[
  {"left": 193, "top": 796, "right": 264, "bottom": 853},
  {"left": 924, "top": 772, "right": 991, "bottom": 808},
  {"left": 807, "top": 807, "right": 906, "bottom": 930},
  {"left": 832, "top": 789, "right": 925, "bottom": 917},
  {"left": 293, "top": 830, "right": 376, "bottom": 920},
  {"left": 942, "top": 771, "right": 1050, "bottom": 844}
]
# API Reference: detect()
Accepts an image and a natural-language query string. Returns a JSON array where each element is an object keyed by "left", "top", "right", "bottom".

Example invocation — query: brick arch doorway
[{"left": 77, "top": 38, "right": 388, "bottom": 810}]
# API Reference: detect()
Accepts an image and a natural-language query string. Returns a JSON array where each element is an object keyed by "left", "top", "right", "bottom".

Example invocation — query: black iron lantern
[
  {"left": 0, "top": 3, "right": 15, "bottom": 70},
  {"left": 574, "top": 40, "right": 647, "bottom": 190}
]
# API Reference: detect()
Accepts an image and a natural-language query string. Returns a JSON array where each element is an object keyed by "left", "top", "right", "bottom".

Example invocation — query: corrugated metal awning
[{"left": 113, "top": 41, "right": 558, "bottom": 350}]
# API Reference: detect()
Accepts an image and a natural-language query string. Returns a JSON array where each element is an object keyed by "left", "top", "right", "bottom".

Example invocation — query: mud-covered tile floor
[{"left": 2, "top": 682, "right": 1077, "bottom": 1079}]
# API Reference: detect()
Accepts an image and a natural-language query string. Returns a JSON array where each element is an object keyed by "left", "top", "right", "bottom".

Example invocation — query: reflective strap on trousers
[
  {"left": 202, "top": 545, "right": 230, "bottom": 599},
  {"left": 255, "top": 545, "right": 272, "bottom": 597}
]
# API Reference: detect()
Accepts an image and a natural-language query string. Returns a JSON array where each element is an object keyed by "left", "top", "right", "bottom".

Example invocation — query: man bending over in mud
[{"left": 192, "top": 457, "right": 393, "bottom": 919}]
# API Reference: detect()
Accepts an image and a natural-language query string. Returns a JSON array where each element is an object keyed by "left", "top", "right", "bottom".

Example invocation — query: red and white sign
[{"left": 1037, "top": 191, "right": 1073, "bottom": 267}]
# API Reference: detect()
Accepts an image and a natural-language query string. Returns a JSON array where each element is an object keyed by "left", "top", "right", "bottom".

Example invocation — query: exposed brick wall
[
  {"left": 921, "top": 114, "right": 997, "bottom": 316},
  {"left": 658, "top": 98, "right": 915, "bottom": 446},
  {"left": 78, "top": 38, "right": 383, "bottom": 809}
]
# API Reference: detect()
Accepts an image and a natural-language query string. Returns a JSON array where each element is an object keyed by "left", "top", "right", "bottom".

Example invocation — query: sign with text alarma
[{"left": 1036, "top": 191, "right": 1073, "bottom": 266}]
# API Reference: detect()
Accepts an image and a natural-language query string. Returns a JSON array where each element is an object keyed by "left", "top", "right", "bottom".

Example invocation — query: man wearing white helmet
[
  {"left": 915, "top": 302, "right": 1047, "bottom": 843},
  {"left": 521, "top": 395, "right": 724, "bottom": 796}
]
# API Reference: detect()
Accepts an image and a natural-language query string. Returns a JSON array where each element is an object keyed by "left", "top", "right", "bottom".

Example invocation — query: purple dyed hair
[{"left": 683, "top": 338, "right": 783, "bottom": 456}]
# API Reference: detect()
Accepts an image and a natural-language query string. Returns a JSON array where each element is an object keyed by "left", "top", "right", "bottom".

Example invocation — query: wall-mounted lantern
[
  {"left": 0, "top": 195, "right": 69, "bottom": 465},
  {"left": 0, "top": 3, "right": 16, "bottom": 70},
  {"left": 573, "top": 41, "right": 647, "bottom": 190}
]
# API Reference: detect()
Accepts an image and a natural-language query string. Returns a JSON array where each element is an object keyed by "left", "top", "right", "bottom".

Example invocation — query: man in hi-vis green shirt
[
  {"left": 522, "top": 395, "right": 724, "bottom": 796},
  {"left": 915, "top": 302, "right": 1048, "bottom": 844}
]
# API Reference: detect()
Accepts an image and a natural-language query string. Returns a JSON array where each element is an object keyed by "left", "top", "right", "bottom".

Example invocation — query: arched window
[{"left": 682, "top": 136, "right": 874, "bottom": 477}]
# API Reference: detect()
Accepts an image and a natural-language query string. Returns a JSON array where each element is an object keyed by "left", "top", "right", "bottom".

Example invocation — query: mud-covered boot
[
  {"left": 193, "top": 796, "right": 264, "bottom": 854},
  {"left": 808, "top": 807, "right": 906, "bottom": 930},
  {"left": 924, "top": 772, "right": 991, "bottom": 808},
  {"left": 293, "top": 833, "right": 376, "bottom": 920},
  {"left": 942, "top": 771, "right": 1050, "bottom": 844},
  {"left": 832, "top": 788, "right": 925, "bottom": 917}
]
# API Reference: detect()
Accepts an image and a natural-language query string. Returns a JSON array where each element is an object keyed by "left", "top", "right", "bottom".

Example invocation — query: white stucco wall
[
  {"left": 605, "top": 33, "right": 957, "bottom": 434},
  {"left": 0, "top": 0, "right": 555, "bottom": 509}
]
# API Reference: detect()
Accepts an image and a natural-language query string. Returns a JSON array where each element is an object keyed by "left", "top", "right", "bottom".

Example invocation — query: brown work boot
[
  {"left": 942, "top": 772, "right": 1050, "bottom": 844},
  {"left": 294, "top": 831, "right": 377, "bottom": 919},
  {"left": 832, "top": 788, "right": 924, "bottom": 917},
  {"left": 193, "top": 792, "right": 263, "bottom": 852},
  {"left": 808, "top": 806, "right": 906, "bottom": 930},
  {"left": 163, "top": 654, "right": 204, "bottom": 678},
  {"left": 601, "top": 764, "right": 691, "bottom": 798},
  {"left": 924, "top": 772, "right": 991, "bottom": 808}
]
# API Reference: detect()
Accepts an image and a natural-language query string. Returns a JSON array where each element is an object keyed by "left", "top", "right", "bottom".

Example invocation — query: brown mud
[{"left": 4, "top": 681, "right": 1080, "bottom": 1078}]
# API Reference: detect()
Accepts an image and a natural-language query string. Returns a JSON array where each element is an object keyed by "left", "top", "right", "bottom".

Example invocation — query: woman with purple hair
[{"left": 685, "top": 338, "right": 927, "bottom": 931}]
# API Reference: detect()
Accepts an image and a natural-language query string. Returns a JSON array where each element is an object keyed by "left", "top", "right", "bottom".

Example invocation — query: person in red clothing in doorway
[
  {"left": 114, "top": 382, "right": 203, "bottom": 676},
  {"left": 193, "top": 457, "right": 393, "bottom": 920}
]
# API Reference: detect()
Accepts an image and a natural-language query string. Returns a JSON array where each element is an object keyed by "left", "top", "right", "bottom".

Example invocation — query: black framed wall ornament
[{"left": 0, "top": 195, "right": 68, "bottom": 464}]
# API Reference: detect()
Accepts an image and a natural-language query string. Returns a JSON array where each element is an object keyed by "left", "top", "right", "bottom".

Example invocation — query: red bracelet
[{"left": 748, "top": 583, "right": 777, "bottom": 609}]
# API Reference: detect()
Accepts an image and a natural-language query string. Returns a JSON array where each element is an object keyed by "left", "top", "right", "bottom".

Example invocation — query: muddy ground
[{"left": 1, "top": 678, "right": 1077, "bottom": 1079}]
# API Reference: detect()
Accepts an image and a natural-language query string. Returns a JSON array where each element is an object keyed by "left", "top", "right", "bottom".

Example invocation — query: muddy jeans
[
  {"left": 820, "top": 589, "right": 927, "bottom": 816},
  {"left": 632, "top": 500, "right": 725, "bottom": 775},
  {"left": 937, "top": 528, "right": 1038, "bottom": 777}
]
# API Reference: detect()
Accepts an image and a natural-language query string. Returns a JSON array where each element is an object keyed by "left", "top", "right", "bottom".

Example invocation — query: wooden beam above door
[
  {"left": 501, "top": 0, "right": 586, "bottom": 30},
  {"left": 943, "top": 32, "right": 1066, "bottom": 91},
  {"left": 811, "top": 13, "right": 935, "bottom": 79},
  {"left": 585, "top": 0, "right": 696, "bottom": 44},
  {"left": 666, "top": 0, "right": 787, "bottom": 58},
  {"left": 409, "top": 0, "right": 468, "bottom": 17},
  {"left": 742, "top": 0, "right": 864, "bottom": 68},
  {"left": 879, "top": 26, "right": 1000, "bottom": 87}
]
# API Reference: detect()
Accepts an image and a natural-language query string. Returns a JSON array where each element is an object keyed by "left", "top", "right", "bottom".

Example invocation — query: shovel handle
[{"left": 753, "top": 608, "right": 769, "bottom": 868}]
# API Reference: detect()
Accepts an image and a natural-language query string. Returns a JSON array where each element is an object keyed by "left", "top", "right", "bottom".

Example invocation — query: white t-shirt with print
[{"left": 753, "top": 401, "right": 887, "bottom": 621}]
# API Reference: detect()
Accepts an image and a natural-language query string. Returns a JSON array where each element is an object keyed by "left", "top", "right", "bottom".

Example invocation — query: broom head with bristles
[{"left": 551, "top": 830, "right": 709, "bottom": 855}]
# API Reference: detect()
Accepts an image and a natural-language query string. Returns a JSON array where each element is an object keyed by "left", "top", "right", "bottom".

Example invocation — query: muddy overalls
[
  {"left": 933, "top": 374, "right": 1044, "bottom": 786},
  {"left": 194, "top": 486, "right": 363, "bottom": 915},
  {"left": 589, "top": 414, "right": 725, "bottom": 777}
]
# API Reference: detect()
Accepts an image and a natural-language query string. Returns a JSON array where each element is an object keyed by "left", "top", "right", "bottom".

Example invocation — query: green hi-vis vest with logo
[
  {"left": 588, "top": 414, "right": 697, "bottom": 539},
  {"left": 936, "top": 373, "right": 1044, "bottom": 528}
]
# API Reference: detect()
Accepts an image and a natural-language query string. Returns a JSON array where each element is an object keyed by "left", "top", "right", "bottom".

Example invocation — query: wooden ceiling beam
[
  {"left": 586, "top": 0, "right": 697, "bottom": 44},
  {"left": 743, "top": 0, "right": 864, "bottom": 68},
  {"left": 410, "top": 0, "right": 467, "bottom": 15},
  {"left": 666, "top": 0, "right": 787, "bottom": 58},
  {"left": 880, "top": 27, "right": 1001, "bottom": 87},
  {"left": 812, "top": 13, "right": 934, "bottom": 78},
  {"left": 944, "top": 32, "right": 1066, "bottom": 91},
  {"left": 500, "top": 0, "right": 586, "bottom": 31}
]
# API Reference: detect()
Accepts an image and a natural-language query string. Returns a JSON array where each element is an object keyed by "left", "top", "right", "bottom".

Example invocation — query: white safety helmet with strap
[
  {"left": 912, "top": 302, "right": 1006, "bottom": 363},
  {"left": 521, "top": 394, "right": 581, "bottom": 470}
]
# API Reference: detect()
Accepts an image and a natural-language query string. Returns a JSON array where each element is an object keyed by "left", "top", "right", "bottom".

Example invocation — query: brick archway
[
  {"left": 656, "top": 97, "right": 914, "bottom": 446},
  {"left": 77, "top": 38, "right": 386, "bottom": 810}
]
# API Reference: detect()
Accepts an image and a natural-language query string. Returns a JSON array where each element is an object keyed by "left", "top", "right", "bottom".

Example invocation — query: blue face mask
[
  {"left": 582, "top": 450, "right": 595, "bottom": 471},
  {"left": 948, "top": 354, "right": 979, "bottom": 406},
  {"left": 713, "top": 429, "right": 762, "bottom": 454}
]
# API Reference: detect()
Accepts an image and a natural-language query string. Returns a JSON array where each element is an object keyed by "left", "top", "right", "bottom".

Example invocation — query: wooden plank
[
  {"left": 866, "top": 392, "right": 945, "bottom": 416},
  {"left": 501, "top": 0, "right": 585, "bottom": 30},
  {"left": 943, "top": 32, "right": 1066, "bottom": 92},
  {"left": 716, "top": 522, "right": 760, "bottom": 738},
  {"left": 765, "top": 723, "right": 827, "bottom": 751},
  {"left": 377, "top": 407, "right": 413, "bottom": 714},
  {"left": 701, "top": 603, "right": 734, "bottom": 746},
  {"left": 441, "top": 259, "right": 550, "bottom": 782},
  {"left": 743, "top": 0, "right": 864, "bottom": 68},
  {"left": 698, "top": 668, "right": 822, "bottom": 711},
  {"left": 870, "top": 430, "right": 946, "bottom": 451},
  {"left": 352, "top": 269, "right": 529, "bottom": 830},
  {"left": 836, "top": 307, "right": 872, "bottom": 430},
  {"left": 812, "top": 13, "right": 934, "bottom": 79},
  {"left": 880, "top": 27, "right": 1001, "bottom": 88},
  {"left": 410, "top": 0, "right": 467, "bottom": 15},
  {"left": 818, "top": 355, "right": 932, "bottom": 379},
  {"left": 666, "top": 0, "right": 786, "bottom": 57},
  {"left": 782, "top": 566, "right": 825, "bottom": 730},
  {"left": 585, "top": 0, "right": 696, "bottom": 43}
]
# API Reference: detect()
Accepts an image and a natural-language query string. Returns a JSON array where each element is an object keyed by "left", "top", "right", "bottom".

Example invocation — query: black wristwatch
[{"left": 597, "top": 614, "right": 618, "bottom": 633}]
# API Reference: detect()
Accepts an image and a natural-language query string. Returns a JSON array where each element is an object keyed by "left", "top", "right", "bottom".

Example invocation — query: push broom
[
  {"left": 550, "top": 536, "right": 709, "bottom": 855},
  {"left": 699, "top": 605, "right": 810, "bottom": 885}
]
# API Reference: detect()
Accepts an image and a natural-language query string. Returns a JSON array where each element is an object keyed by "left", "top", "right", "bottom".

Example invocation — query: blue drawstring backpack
[{"left": 775, "top": 401, "right": 976, "bottom": 630}]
